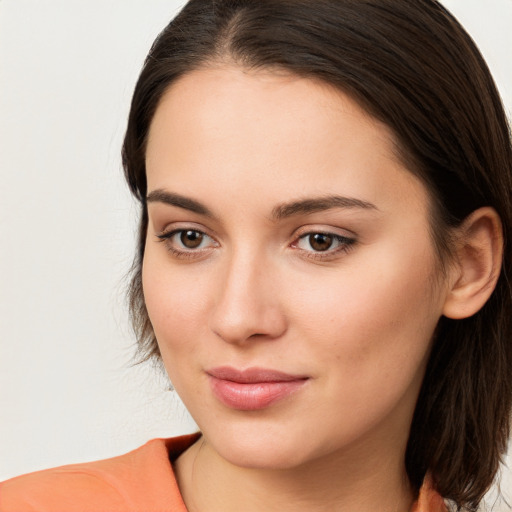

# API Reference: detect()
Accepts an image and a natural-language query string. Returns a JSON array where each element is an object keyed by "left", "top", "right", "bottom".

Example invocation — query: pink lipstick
[{"left": 207, "top": 367, "right": 309, "bottom": 411}]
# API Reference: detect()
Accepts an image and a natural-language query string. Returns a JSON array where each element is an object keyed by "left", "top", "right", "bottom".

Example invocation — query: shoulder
[{"left": 0, "top": 434, "right": 200, "bottom": 512}]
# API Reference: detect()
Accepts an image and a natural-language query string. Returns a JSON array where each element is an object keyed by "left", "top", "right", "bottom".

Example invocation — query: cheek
[
  {"left": 141, "top": 248, "right": 209, "bottom": 353},
  {"left": 289, "top": 255, "right": 441, "bottom": 440},
  {"left": 292, "top": 242, "right": 442, "bottom": 379}
]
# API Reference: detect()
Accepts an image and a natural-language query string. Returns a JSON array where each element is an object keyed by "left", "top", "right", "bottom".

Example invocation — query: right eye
[{"left": 157, "top": 229, "right": 218, "bottom": 257}]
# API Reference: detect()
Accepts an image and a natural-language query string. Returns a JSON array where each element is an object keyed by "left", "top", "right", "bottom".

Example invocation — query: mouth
[{"left": 206, "top": 366, "right": 309, "bottom": 411}]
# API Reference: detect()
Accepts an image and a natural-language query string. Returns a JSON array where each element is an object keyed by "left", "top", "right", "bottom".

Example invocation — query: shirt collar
[{"left": 411, "top": 475, "right": 447, "bottom": 512}]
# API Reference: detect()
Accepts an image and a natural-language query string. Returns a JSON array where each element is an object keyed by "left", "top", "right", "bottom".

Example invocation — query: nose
[{"left": 208, "top": 251, "right": 288, "bottom": 345}]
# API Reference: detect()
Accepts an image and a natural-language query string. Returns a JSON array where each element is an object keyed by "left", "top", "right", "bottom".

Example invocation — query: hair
[{"left": 121, "top": 1, "right": 512, "bottom": 510}]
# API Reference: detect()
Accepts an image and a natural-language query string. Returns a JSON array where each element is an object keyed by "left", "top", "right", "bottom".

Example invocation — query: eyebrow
[
  {"left": 146, "top": 189, "right": 378, "bottom": 220},
  {"left": 146, "top": 189, "right": 215, "bottom": 218},
  {"left": 271, "top": 195, "right": 378, "bottom": 219}
]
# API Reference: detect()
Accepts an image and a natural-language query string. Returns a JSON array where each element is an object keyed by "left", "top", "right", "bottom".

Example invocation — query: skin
[{"left": 142, "top": 66, "right": 456, "bottom": 512}]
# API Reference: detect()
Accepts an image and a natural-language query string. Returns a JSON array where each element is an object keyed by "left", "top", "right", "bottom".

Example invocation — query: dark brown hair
[{"left": 122, "top": 1, "right": 512, "bottom": 510}]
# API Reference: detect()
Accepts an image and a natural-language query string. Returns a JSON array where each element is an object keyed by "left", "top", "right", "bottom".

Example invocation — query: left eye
[{"left": 296, "top": 232, "right": 353, "bottom": 252}]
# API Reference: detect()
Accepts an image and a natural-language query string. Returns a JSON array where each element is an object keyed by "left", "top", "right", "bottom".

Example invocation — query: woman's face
[{"left": 143, "top": 66, "right": 451, "bottom": 470}]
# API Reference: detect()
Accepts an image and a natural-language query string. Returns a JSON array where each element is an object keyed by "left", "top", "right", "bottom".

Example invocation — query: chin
[
  {"left": 199, "top": 419, "right": 330, "bottom": 471},
  {"left": 218, "top": 441, "right": 310, "bottom": 470}
]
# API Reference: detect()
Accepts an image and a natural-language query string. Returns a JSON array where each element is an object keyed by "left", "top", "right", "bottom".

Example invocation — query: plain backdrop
[{"left": 1, "top": 0, "right": 511, "bottom": 508}]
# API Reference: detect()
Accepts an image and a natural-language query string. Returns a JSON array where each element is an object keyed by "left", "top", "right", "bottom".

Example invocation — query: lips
[{"left": 206, "top": 366, "right": 309, "bottom": 411}]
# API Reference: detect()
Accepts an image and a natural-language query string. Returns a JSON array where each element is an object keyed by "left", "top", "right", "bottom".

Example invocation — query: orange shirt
[{"left": 0, "top": 434, "right": 447, "bottom": 512}]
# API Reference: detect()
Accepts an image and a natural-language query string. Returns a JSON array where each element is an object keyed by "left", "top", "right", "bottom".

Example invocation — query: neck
[{"left": 174, "top": 434, "right": 414, "bottom": 512}]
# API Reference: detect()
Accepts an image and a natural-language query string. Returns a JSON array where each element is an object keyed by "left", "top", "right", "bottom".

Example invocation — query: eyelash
[
  {"left": 156, "top": 228, "right": 356, "bottom": 261},
  {"left": 293, "top": 232, "right": 356, "bottom": 260},
  {"left": 156, "top": 229, "right": 218, "bottom": 260}
]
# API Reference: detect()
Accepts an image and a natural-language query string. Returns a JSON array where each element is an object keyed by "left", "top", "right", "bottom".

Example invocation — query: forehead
[
  {"left": 147, "top": 65, "right": 395, "bottom": 157},
  {"left": 145, "top": 65, "right": 429, "bottom": 216}
]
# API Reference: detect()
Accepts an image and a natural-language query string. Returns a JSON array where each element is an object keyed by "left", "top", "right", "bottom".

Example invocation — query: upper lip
[{"left": 206, "top": 366, "right": 309, "bottom": 383}]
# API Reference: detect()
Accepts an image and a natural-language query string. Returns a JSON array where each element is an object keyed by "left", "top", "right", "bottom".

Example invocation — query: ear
[{"left": 443, "top": 207, "right": 503, "bottom": 320}]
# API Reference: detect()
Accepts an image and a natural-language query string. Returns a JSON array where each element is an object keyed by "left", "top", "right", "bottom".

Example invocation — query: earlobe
[{"left": 442, "top": 207, "right": 503, "bottom": 320}]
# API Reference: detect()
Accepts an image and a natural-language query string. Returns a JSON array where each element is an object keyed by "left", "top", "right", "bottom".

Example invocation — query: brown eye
[
  {"left": 295, "top": 231, "right": 355, "bottom": 257},
  {"left": 308, "top": 233, "right": 333, "bottom": 251},
  {"left": 180, "top": 230, "right": 204, "bottom": 249},
  {"left": 157, "top": 228, "right": 218, "bottom": 258}
]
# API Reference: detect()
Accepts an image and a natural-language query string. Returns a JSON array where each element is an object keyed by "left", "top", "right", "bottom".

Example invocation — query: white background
[{"left": 1, "top": 0, "right": 511, "bottom": 508}]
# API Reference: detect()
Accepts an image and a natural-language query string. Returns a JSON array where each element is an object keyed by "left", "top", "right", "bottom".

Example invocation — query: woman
[{"left": 1, "top": 1, "right": 511, "bottom": 511}]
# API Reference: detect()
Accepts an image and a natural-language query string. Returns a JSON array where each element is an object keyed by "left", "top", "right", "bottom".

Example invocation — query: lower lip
[{"left": 209, "top": 377, "right": 308, "bottom": 411}]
